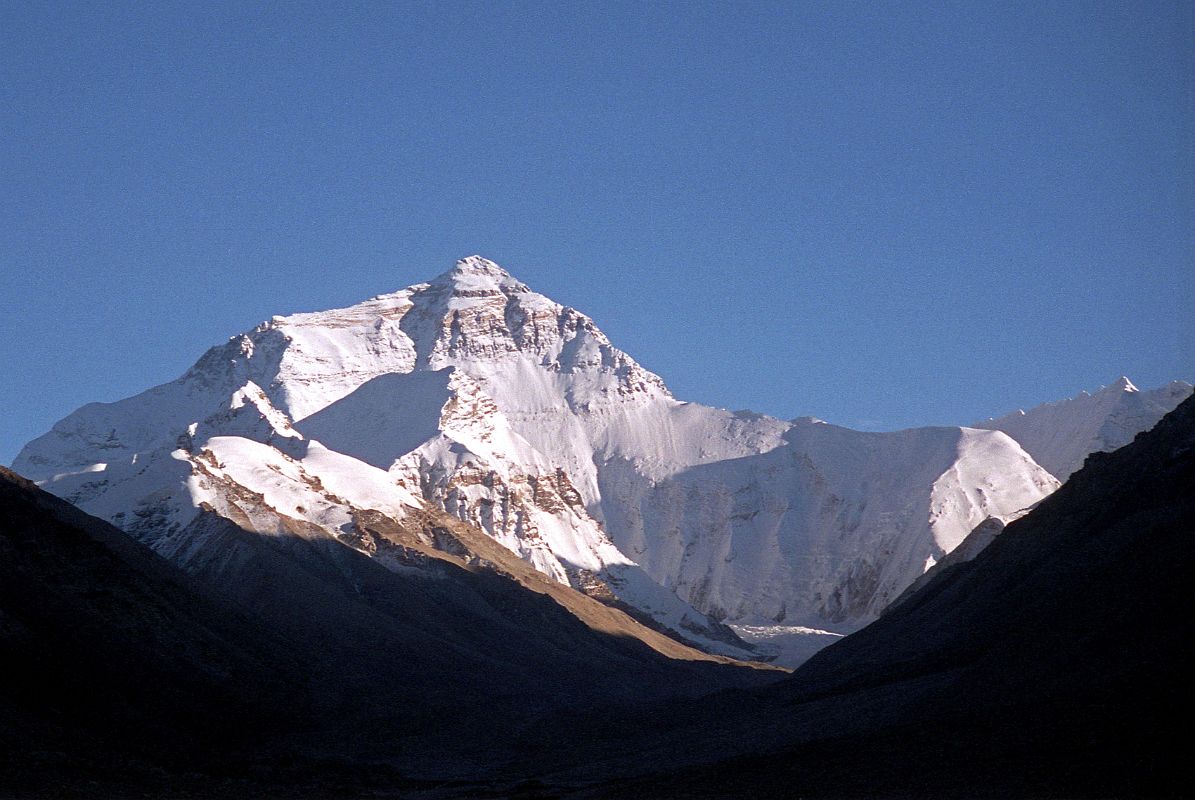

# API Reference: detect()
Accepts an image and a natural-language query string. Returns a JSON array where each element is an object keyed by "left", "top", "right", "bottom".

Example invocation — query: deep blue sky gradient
[{"left": 2, "top": 1, "right": 1192, "bottom": 464}]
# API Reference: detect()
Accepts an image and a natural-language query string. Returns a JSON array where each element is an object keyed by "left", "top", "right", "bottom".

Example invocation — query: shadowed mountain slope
[
  {"left": 0, "top": 466, "right": 311, "bottom": 793},
  {"left": 5, "top": 392, "right": 1190, "bottom": 797},
  {"left": 0, "top": 465, "right": 777, "bottom": 797}
]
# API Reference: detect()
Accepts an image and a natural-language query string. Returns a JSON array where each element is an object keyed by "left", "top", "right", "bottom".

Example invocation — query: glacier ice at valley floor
[{"left": 15, "top": 256, "right": 1191, "bottom": 666}]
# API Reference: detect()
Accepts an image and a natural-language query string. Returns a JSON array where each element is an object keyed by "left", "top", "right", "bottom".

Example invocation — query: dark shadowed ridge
[
  {"left": 524, "top": 395, "right": 1195, "bottom": 798},
  {"left": 0, "top": 466, "right": 314, "bottom": 795}
]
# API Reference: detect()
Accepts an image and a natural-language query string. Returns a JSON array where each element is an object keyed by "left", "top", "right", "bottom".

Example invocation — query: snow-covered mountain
[
  {"left": 975, "top": 377, "right": 1193, "bottom": 481},
  {"left": 14, "top": 257, "right": 748, "bottom": 655},
  {"left": 16, "top": 256, "right": 1074, "bottom": 663}
]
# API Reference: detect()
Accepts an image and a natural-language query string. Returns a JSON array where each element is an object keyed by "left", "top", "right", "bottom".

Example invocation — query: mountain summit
[
  {"left": 20, "top": 256, "right": 1173, "bottom": 664},
  {"left": 430, "top": 254, "right": 520, "bottom": 286}
]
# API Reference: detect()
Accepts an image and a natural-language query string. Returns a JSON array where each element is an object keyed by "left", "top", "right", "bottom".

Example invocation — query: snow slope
[
  {"left": 600, "top": 419, "right": 1055, "bottom": 626},
  {"left": 975, "top": 377, "right": 1193, "bottom": 481}
]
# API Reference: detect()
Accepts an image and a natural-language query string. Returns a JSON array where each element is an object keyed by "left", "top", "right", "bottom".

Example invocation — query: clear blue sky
[{"left": 2, "top": 1, "right": 1192, "bottom": 465}]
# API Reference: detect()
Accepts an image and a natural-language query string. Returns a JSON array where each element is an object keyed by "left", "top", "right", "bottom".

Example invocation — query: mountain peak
[
  {"left": 1105, "top": 376, "right": 1138, "bottom": 393},
  {"left": 430, "top": 255, "right": 520, "bottom": 291},
  {"left": 456, "top": 254, "right": 507, "bottom": 273}
]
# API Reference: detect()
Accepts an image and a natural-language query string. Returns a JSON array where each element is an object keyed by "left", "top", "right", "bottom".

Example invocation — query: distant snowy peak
[
  {"left": 1106, "top": 375, "right": 1138, "bottom": 393},
  {"left": 976, "top": 377, "right": 1193, "bottom": 481}
]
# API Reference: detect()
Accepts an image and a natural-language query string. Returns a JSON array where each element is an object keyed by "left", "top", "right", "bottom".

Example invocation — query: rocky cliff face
[{"left": 19, "top": 256, "right": 1148, "bottom": 663}]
